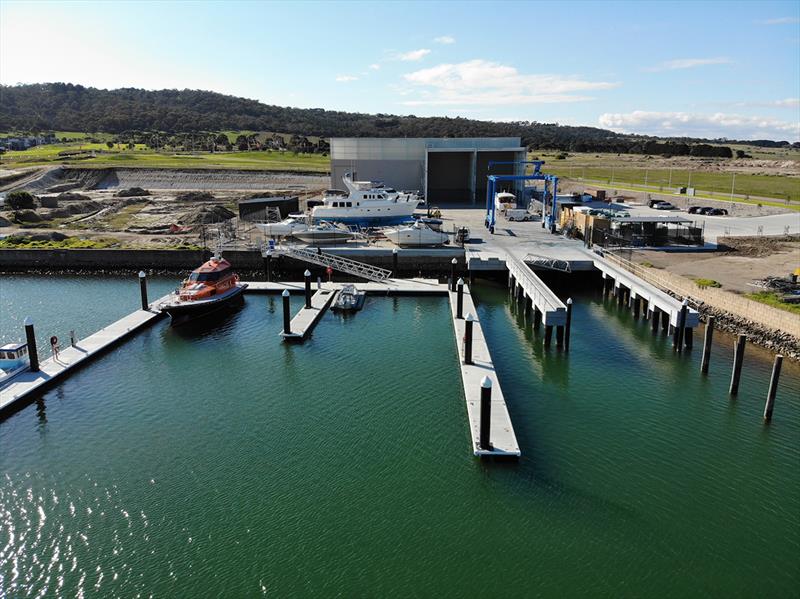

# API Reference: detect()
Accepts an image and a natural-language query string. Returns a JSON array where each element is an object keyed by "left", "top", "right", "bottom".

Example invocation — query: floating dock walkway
[
  {"left": 0, "top": 305, "right": 166, "bottom": 414},
  {"left": 280, "top": 288, "right": 338, "bottom": 341},
  {"left": 245, "top": 278, "right": 446, "bottom": 295},
  {"left": 448, "top": 284, "right": 521, "bottom": 457}
]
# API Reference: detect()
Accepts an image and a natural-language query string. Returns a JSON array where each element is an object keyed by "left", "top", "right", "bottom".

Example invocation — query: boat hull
[{"left": 162, "top": 284, "right": 247, "bottom": 326}]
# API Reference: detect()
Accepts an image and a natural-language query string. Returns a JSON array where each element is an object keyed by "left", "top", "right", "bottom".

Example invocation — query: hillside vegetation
[{"left": 4, "top": 83, "right": 797, "bottom": 153}]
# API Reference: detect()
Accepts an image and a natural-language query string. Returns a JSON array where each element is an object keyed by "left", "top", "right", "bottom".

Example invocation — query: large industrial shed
[{"left": 330, "top": 138, "right": 526, "bottom": 204}]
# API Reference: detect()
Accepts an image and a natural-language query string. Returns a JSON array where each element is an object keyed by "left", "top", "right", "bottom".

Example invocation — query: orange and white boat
[{"left": 161, "top": 255, "right": 247, "bottom": 325}]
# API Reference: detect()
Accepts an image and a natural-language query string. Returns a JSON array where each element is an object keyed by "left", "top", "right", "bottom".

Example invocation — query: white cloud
[
  {"left": 369, "top": 64, "right": 380, "bottom": 70},
  {"left": 757, "top": 17, "right": 800, "bottom": 25},
  {"left": 645, "top": 57, "right": 731, "bottom": 72},
  {"left": 732, "top": 98, "right": 800, "bottom": 109},
  {"left": 335, "top": 75, "right": 358, "bottom": 82},
  {"left": 396, "top": 48, "right": 431, "bottom": 62},
  {"left": 434, "top": 35, "right": 455, "bottom": 44},
  {"left": 598, "top": 110, "right": 800, "bottom": 141},
  {"left": 401, "top": 59, "right": 617, "bottom": 106}
]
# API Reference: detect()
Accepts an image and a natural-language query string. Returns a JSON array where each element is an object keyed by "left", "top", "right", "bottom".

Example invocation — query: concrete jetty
[
  {"left": 448, "top": 284, "right": 521, "bottom": 457},
  {"left": 506, "top": 255, "right": 567, "bottom": 326},
  {"left": 0, "top": 307, "right": 166, "bottom": 413},
  {"left": 280, "top": 288, "right": 338, "bottom": 341},
  {"left": 588, "top": 249, "right": 700, "bottom": 328}
]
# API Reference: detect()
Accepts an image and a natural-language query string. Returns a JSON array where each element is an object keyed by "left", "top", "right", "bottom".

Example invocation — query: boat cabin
[
  {"left": 188, "top": 257, "right": 233, "bottom": 283},
  {"left": 0, "top": 342, "right": 29, "bottom": 370}
]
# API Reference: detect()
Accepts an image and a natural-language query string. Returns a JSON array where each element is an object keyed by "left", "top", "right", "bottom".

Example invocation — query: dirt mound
[
  {"left": 13, "top": 209, "right": 42, "bottom": 223},
  {"left": 115, "top": 187, "right": 151, "bottom": 197},
  {"left": 176, "top": 191, "right": 216, "bottom": 203},
  {"left": 178, "top": 204, "right": 235, "bottom": 225},
  {"left": 6, "top": 231, "right": 68, "bottom": 243},
  {"left": 56, "top": 192, "right": 92, "bottom": 201},
  {"left": 67, "top": 200, "right": 103, "bottom": 214},
  {"left": 717, "top": 235, "right": 800, "bottom": 257},
  {"left": 0, "top": 215, "right": 11, "bottom": 227},
  {"left": 40, "top": 207, "right": 73, "bottom": 219}
]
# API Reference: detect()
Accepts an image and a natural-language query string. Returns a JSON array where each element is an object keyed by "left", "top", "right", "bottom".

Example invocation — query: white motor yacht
[
  {"left": 383, "top": 220, "right": 449, "bottom": 247},
  {"left": 312, "top": 173, "right": 419, "bottom": 226}
]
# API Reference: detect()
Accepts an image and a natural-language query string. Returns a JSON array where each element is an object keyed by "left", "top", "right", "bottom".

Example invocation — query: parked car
[
  {"left": 707, "top": 208, "right": 728, "bottom": 216},
  {"left": 687, "top": 206, "right": 706, "bottom": 214},
  {"left": 648, "top": 199, "right": 663, "bottom": 208},
  {"left": 653, "top": 201, "right": 675, "bottom": 210},
  {"left": 698, "top": 206, "right": 715, "bottom": 215}
]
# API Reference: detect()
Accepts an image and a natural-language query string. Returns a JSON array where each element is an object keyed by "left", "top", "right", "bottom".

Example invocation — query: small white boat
[
  {"left": 332, "top": 284, "right": 366, "bottom": 312},
  {"left": 255, "top": 214, "right": 309, "bottom": 237},
  {"left": 291, "top": 222, "right": 355, "bottom": 244},
  {"left": 383, "top": 220, "right": 449, "bottom": 247}
]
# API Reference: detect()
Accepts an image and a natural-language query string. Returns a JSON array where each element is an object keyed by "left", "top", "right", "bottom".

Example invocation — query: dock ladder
[{"left": 263, "top": 244, "right": 393, "bottom": 282}]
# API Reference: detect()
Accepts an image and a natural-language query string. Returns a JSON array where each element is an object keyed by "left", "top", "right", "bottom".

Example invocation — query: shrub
[{"left": 5, "top": 190, "right": 37, "bottom": 210}]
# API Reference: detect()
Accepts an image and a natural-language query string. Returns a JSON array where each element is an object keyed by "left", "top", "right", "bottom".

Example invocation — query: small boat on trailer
[
  {"left": 161, "top": 255, "right": 247, "bottom": 325},
  {"left": 331, "top": 284, "right": 366, "bottom": 312}
]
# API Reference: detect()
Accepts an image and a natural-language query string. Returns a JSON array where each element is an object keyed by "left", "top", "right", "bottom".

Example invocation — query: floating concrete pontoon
[
  {"left": 280, "top": 288, "right": 338, "bottom": 341},
  {"left": 245, "top": 278, "right": 447, "bottom": 295},
  {"left": 448, "top": 285, "right": 520, "bottom": 457},
  {"left": 0, "top": 307, "right": 166, "bottom": 413}
]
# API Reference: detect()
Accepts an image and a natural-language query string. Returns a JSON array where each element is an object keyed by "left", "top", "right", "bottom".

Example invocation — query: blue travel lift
[{"left": 484, "top": 160, "right": 560, "bottom": 234}]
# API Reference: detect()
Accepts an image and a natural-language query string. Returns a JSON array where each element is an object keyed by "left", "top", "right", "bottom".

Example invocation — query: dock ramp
[{"left": 264, "top": 244, "right": 392, "bottom": 282}]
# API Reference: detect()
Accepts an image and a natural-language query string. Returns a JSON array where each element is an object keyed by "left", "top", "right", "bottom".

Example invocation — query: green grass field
[
  {"left": 1, "top": 143, "right": 330, "bottom": 172},
  {"left": 531, "top": 149, "right": 800, "bottom": 203}
]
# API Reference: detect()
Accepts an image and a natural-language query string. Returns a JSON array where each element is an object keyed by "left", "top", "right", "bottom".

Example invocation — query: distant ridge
[{"left": 0, "top": 83, "right": 793, "bottom": 150}]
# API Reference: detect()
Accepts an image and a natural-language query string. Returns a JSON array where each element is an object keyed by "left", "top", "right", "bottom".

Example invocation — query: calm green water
[{"left": 0, "top": 276, "right": 798, "bottom": 597}]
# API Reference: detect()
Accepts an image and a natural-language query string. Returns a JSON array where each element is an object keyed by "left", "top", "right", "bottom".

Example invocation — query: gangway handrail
[
  {"left": 262, "top": 243, "right": 393, "bottom": 282},
  {"left": 506, "top": 255, "right": 564, "bottom": 314}
]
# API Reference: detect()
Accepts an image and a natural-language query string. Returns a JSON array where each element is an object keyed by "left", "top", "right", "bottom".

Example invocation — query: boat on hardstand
[
  {"left": 291, "top": 222, "right": 356, "bottom": 244},
  {"left": 383, "top": 220, "right": 450, "bottom": 247},
  {"left": 161, "top": 255, "right": 247, "bottom": 325},
  {"left": 311, "top": 173, "right": 420, "bottom": 227},
  {"left": 254, "top": 214, "right": 309, "bottom": 238}
]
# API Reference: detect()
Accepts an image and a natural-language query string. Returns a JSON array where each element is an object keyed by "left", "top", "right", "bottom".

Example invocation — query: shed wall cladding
[
  {"left": 476, "top": 151, "right": 517, "bottom": 203},
  {"left": 427, "top": 152, "right": 472, "bottom": 203}
]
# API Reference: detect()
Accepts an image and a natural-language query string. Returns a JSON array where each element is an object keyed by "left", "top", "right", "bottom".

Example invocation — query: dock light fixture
[
  {"left": 24, "top": 316, "right": 39, "bottom": 372},
  {"left": 456, "top": 278, "right": 465, "bottom": 319},
  {"left": 464, "top": 313, "right": 475, "bottom": 364},
  {"left": 282, "top": 289, "right": 291, "bottom": 335},
  {"left": 392, "top": 247, "right": 398, "bottom": 276},
  {"left": 304, "top": 270, "right": 312, "bottom": 308},
  {"left": 450, "top": 258, "right": 458, "bottom": 292},
  {"left": 138, "top": 271, "right": 148, "bottom": 310},
  {"left": 479, "top": 376, "right": 492, "bottom": 451}
]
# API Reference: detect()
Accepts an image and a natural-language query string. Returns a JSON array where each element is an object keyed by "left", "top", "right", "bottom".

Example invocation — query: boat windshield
[{"left": 189, "top": 270, "right": 225, "bottom": 282}]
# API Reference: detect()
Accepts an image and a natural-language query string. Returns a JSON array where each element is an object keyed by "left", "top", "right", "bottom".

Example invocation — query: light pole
[{"left": 730, "top": 172, "right": 736, "bottom": 200}]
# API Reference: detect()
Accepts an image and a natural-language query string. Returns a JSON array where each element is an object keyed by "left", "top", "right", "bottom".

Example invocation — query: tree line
[{"left": 1, "top": 83, "right": 797, "bottom": 154}]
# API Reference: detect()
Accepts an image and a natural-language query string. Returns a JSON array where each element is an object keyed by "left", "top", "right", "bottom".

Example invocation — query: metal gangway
[
  {"left": 263, "top": 244, "right": 392, "bottom": 282},
  {"left": 522, "top": 253, "right": 572, "bottom": 273}
]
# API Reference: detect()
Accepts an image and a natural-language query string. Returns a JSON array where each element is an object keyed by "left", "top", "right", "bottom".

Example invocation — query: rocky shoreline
[{"left": 687, "top": 299, "right": 800, "bottom": 361}]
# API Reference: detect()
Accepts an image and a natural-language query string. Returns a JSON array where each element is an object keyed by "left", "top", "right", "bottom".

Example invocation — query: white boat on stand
[
  {"left": 254, "top": 214, "right": 309, "bottom": 237},
  {"left": 291, "top": 222, "right": 356, "bottom": 245},
  {"left": 312, "top": 173, "right": 420, "bottom": 227},
  {"left": 383, "top": 220, "right": 449, "bottom": 247}
]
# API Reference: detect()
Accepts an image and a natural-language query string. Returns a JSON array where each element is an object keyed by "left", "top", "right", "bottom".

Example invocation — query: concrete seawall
[{"left": 0, "top": 248, "right": 468, "bottom": 277}]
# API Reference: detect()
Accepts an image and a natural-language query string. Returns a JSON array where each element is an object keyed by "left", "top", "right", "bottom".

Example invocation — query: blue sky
[{"left": 2, "top": 0, "right": 799, "bottom": 140}]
